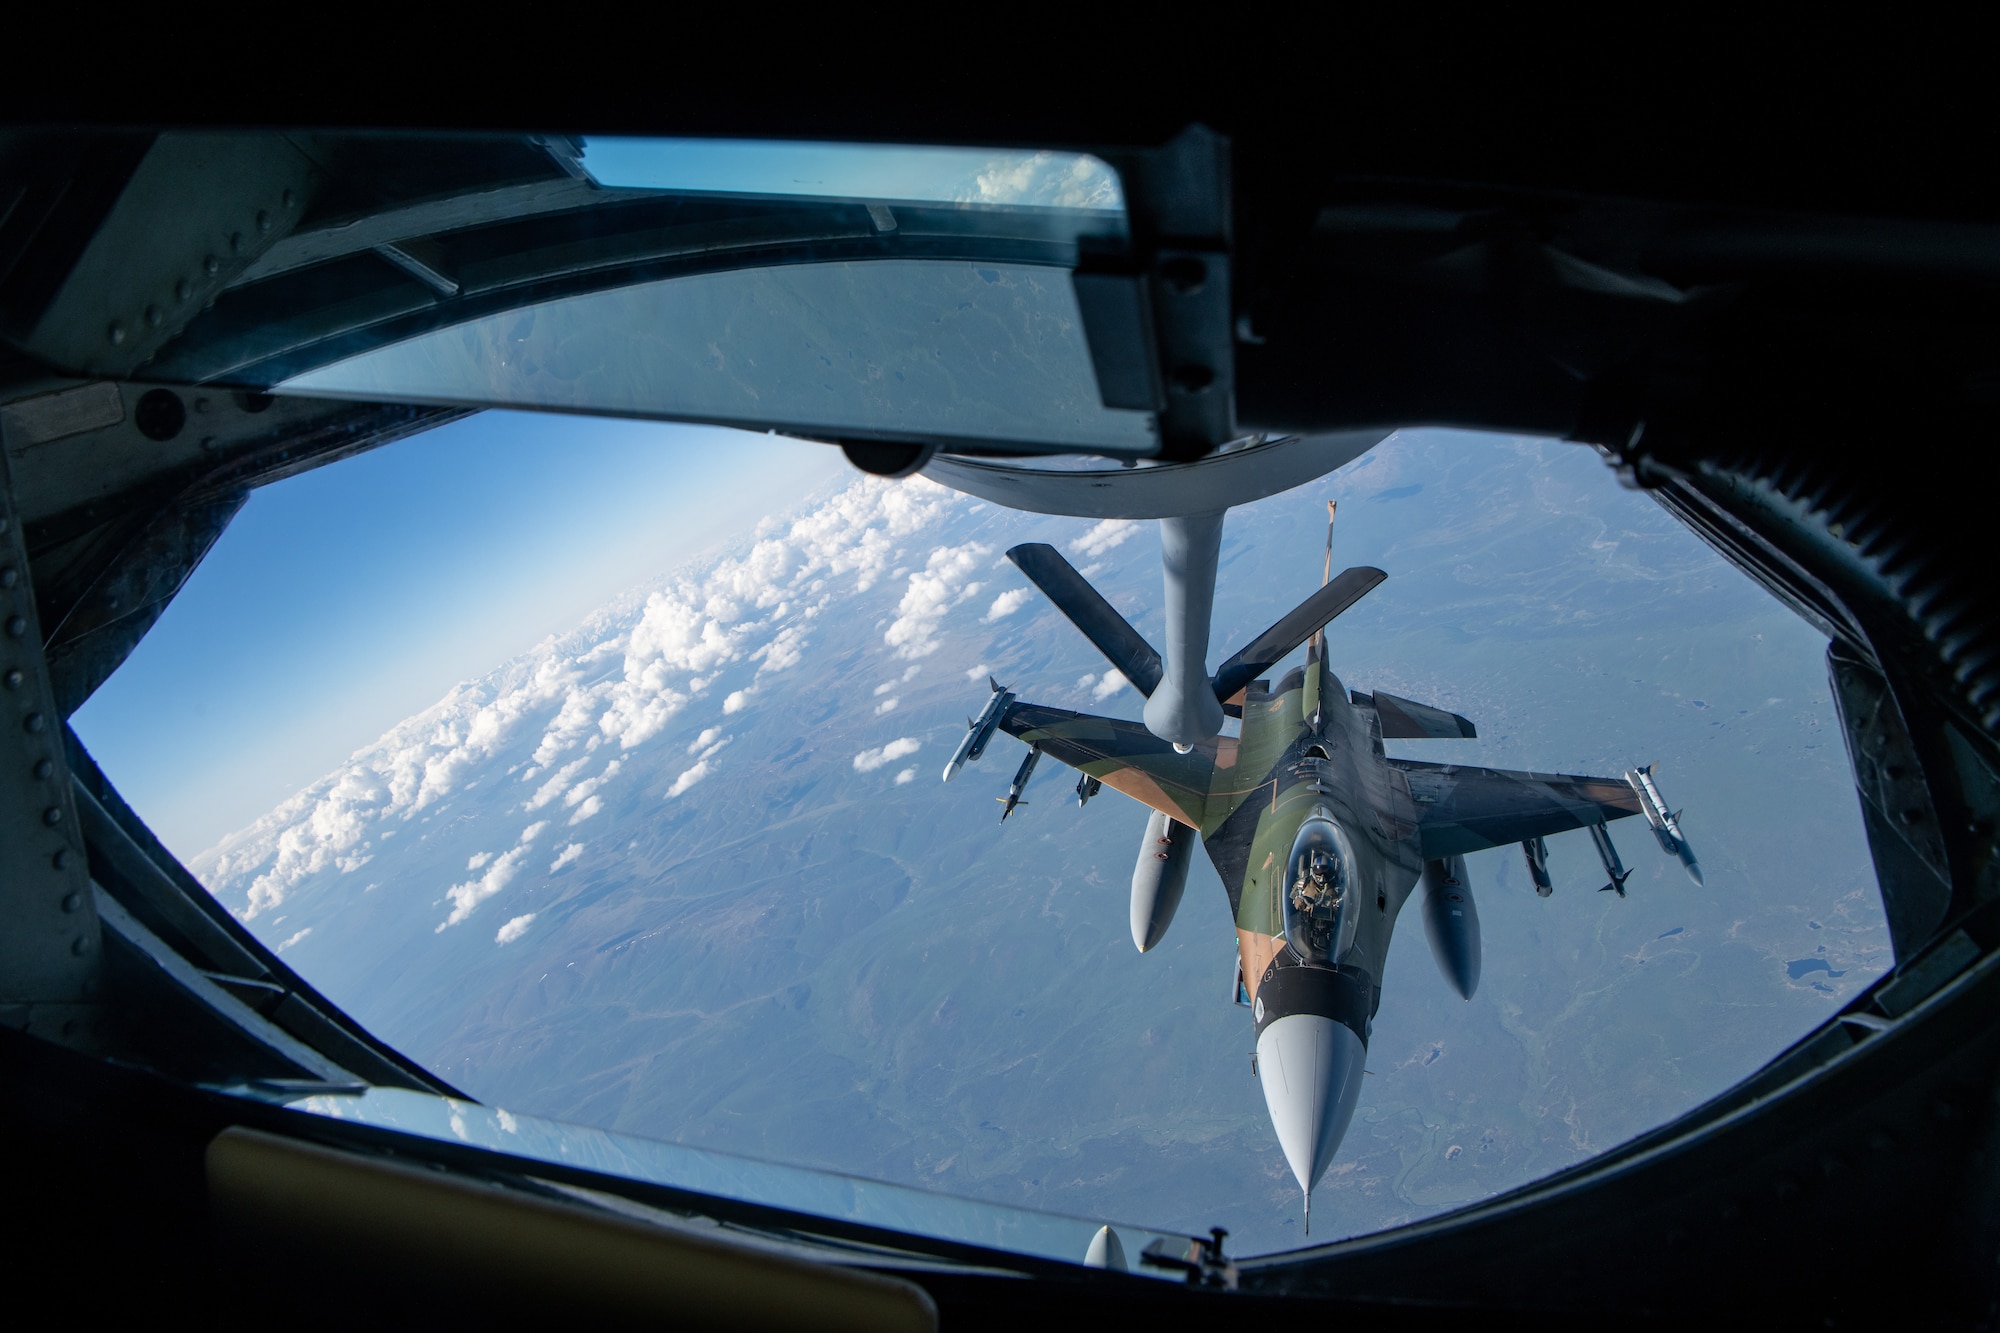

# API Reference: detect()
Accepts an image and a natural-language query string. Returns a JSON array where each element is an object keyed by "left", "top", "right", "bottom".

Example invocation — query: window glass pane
[
  {"left": 579, "top": 137, "right": 1126, "bottom": 216},
  {"left": 280, "top": 261, "right": 1157, "bottom": 456}
]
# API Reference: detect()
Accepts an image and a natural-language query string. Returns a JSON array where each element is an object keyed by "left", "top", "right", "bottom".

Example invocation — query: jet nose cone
[{"left": 1255, "top": 1013, "right": 1367, "bottom": 1194}]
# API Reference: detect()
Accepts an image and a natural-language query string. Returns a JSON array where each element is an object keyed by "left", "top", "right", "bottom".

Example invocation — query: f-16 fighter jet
[{"left": 945, "top": 505, "right": 1698, "bottom": 1229}]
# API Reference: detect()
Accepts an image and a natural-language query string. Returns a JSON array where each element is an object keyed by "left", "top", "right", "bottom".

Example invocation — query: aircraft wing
[
  {"left": 998, "top": 702, "right": 1213, "bottom": 826},
  {"left": 1388, "top": 758, "right": 1644, "bottom": 859}
]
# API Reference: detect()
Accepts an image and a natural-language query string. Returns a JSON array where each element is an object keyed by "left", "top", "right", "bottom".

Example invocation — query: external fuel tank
[
  {"left": 1418, "top": 855, "right": 1482, "bottom": 1000},
  {"left": 1130, "top": 809, "right": 1195, "bottom": 952}
]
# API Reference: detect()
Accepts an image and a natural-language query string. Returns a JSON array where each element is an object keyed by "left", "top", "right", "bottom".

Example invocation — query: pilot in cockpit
[{"left": 1291, "top": 846, "right": 1343, "bottom": 917}]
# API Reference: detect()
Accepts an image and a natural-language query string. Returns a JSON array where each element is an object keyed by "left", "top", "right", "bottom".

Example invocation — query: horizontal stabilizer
[
  {"left": 1210, "top": 566, "right": 1386, "bottom": 703},
  {"left": 1006, "top": 544, "right": 1164, "bottom": 696},
  {"left": 1371, "top": 690, "right": 1477, "bottom": 739}
]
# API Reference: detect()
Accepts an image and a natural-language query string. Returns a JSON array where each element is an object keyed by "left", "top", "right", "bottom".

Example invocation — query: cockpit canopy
[{"left": 1284, "top": 814, "right": 1360, "bottom": 964}]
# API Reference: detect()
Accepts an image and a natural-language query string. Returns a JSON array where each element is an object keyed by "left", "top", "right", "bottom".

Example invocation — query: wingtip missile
[
  {"left": 942, "top": 680, "right": 1016, "bottom": 782},
  {"left": 1626, "top": 765, "right": 1701, "bottom": 883}
]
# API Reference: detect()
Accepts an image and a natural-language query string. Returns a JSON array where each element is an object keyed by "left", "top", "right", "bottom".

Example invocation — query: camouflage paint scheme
[{"left": 996, "top": 633, "right": 1645, "bottom": 1022}]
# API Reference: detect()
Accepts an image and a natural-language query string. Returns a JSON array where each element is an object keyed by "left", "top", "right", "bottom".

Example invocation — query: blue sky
[{"left": 71, "top": 410, "right": 847, "bottom": 859}]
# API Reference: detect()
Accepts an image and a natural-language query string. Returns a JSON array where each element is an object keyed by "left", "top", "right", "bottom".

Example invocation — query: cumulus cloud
[
  {"left": 666, "top": 760, "right": 711, "bottom": 798},
  {"left": 902, "top": 664, "right": 922, "bottom": 682},
  {"left": 966, "top": 663, "right": 989, "bottom": 681},
  {"left": 872, "top": 681, "right": 896, "bottom": 696},
  {"left": 495, "top": 913, "right": 536, "bottom": 944},
  {"left": 1076, "top": 673, "right": 1097, "bottom": 691},
  {"left": 854, "top": 738, "right": 921, "bottom": 772},
  {"left": 467, "top": 851, "right": 493, "bottom": 871},
  {"left": 984, "top": 588, "right": 1030, "bottom": 622},
  {"left": 1092, "top": 670, "right": 1129, "bottom": 702},
  {"left": 550, "top": 843, "right": 583, "bottom": 872},
  {"left": 519, "top": 820, "right": 549, "bottom": 842},
  {"left": 439, "top": 844, "right": 531, "bottom": 930},
  {"left": 894, "top": 768, "right": 916, "bottom": 785},
  {"left": 754, "top": 624, "right": 808, "bottom": 675},
  {"left": 885, "top": 542, "right": 989, "bottom": 659},
  {"left": 190, "top": 472, "right": 973, "bottom": 923},
  {"left": 277, "top": 927, "right": 312, "bottom": 952},
  {"left": 526, "top": 755, "right": 591, "bottom": 812},
  {"left": 875, "top": 697, "right": 899, "bottom": 715},
  {"left": 961, "top": 150, "right": 1123, "bottom": 211},
  {"left": 563, "top": 760, "right": 621, "bottom": 810},
  {"left": 688, "top": 726, "right": 722, "bottom": 754},
  {"left": 1072, "top": 518, "right": 1139, "bottom": 559}
]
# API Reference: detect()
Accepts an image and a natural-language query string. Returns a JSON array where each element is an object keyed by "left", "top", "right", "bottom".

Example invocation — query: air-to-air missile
[
  {"left": 997, "top": 746, "right": 1040, "bottom": 821},
  {"left": 941, "top": 677, "right": 1014, "bottom": 782},
  {"left": 1075, "top": 773, "right": 1102, "bottom": 807},
  {"left": 1626, "top": 764, "right": 1703, "bottom": 885},
  {"left": 1589, "top": 822, "right": 1634, "bottom": 897}
]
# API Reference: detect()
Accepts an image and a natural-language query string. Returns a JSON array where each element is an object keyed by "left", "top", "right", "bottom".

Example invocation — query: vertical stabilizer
[{"left": 1308, "top": 500, "right": 1338, "bottom": 664}]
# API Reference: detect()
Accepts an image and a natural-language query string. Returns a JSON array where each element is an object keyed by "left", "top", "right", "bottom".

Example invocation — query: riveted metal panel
[{"left": 0, "top": 421, "right": 98, "bottom": 1020}]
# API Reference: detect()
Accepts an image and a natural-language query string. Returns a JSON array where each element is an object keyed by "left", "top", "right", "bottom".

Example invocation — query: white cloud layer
[
  {"left": 984, "top": 588, "right": 1030, "bottom": 622},
  {"left": 550, "top": 843, "right": 583, "bottom": 872},
  {"left": 666, "top": 760, "right": 711, "bottom": 797},
  {"left": 1072, "top": 518, "right": 1139, "bottom": 559},
  {"left": 885, "top": 542, "right": 988, "bottom": 659},
  {"left": 439, "top": 844, "right": 530, "bottom": 931},
  {"left": 854, "top": 738, "right": 921, "bottom": 773},
  {"left": 1092, "top": 670, "right": 1129, "bottom": 701},
  {"left": 194, "top": 474, "right": 968, "bottom": 922},
  {"left": 495, "top": 913, "right": 536, "bottom": 944}
]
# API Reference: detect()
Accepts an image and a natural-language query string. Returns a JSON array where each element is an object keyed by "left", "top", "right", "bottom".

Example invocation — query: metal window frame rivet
[
  {"left": 60, "top": 892, "right": 81, "bottom": 914},
  {"left": 145, "top": 305, "right": 163, "bottom": 328},
  {"left": 70, "top": 937, "right": 90, "bottom": 956},
  {"left": 204, "top": 254, "right": 220, "bottom": 275},
  {"left": 3, "top": 669, "right": 22, "bottom": 689},
  {"left": 33, "top": 757, "right": 53, "bottom": 779},
  {"left": 1, "top": 567, "right": 16, "bottom": 588},
  {"left": 42, "top": 806, "right": 62, "bottom": 826},
  {"left": 107, "top": 322, "right": 126, "bottom": 346},
  {"left": 51, "top": 849, "right": 68, "bottom": 871},
  {"left": 24, "top": 711, "right": 45, "bottom": 732},
  {"left": 6, "top": 615, "right": 28, "bottom": 637}
]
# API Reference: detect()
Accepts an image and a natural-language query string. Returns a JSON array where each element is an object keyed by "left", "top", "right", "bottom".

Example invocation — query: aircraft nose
[{"left": 1255, "top": 1012, "right": 1367, "bottom": 1195}]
